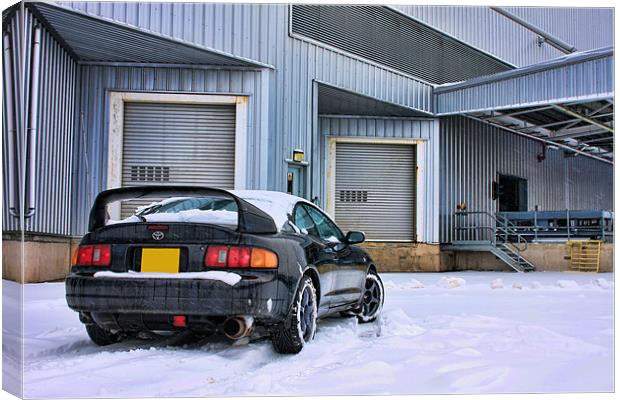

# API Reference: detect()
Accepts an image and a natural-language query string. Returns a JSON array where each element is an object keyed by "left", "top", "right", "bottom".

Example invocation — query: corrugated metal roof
[{"left": 29, "top": 2, "right": 271, "bottom": 67}]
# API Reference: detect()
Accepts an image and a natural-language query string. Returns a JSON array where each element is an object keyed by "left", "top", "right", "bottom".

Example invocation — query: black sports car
[{"left": 66, "top": 186, "right": 384, "bottom": 354}]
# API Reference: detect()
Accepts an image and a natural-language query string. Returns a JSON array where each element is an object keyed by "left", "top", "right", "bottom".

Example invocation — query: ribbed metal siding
[
  {"left": 391, "top": 6, "right": 578, "bottom": 68},
  {"left": 503, "top": 7, "right": 613, "bottom": 53},
  {"left": 119, "top": 102, "right": 235, "bottom": 217},
  {"left": 440, "top": 116, "right": 613, "bottom": 243},
  {"left": 64, "top": 3, "right": 434, "bottom": 235},
  {"left": 2, "top": 9, "right": 77, "bottom": 235},
  {"left": 69, "top": 2, "right": 612, "bottom": 69},
  {"left": 291, "top": 5, "right": 510, "bottom": 84},
  {"left": 565, "top": 155, "right": 614, "bottom": 211},
  {"left": 71, "top": 65, "right": 264, "bottom": 234},
  {"left": 59, "top": 3, "right": 433, "bottom": 110},
  {"left": 319, "top": 116, "right": 436, "bottom": 139},
  {"left": 335, "top": 143, "right": 416, "bottom": 241}
]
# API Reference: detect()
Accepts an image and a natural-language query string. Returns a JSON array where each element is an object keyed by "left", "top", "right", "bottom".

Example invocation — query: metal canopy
[
  {"left": 466, "top": 99, "right": 614, "bottom": 163},
  {"left": 434, "top": 46, "right": 614, "bottom": 163},
  {"left": 28, "top": 2, "right": 270, "bottom": 68},
  {"left": 435, "top": 46, "right": 613, "bottom": 115},
  {"left": 318, "top": 83, "right": 430, "bottom": 117}
]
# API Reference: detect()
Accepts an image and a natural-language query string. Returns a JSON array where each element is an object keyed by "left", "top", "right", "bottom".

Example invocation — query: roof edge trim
[{"left": 435, "top": 94, "right": 614, "bottom": 117}]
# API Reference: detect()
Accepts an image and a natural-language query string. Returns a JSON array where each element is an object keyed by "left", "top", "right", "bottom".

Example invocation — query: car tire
[
  {"left": 271, "top": 275, "right": 317, "bottom": 354},
  {"left": 85, "top": 323, "right": 121, "bottom": 346},
  {"left": 355, "top": 271, "right": 384, "bottom": 323}
]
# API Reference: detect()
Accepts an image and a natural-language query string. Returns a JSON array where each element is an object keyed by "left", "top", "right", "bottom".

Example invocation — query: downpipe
[
  {"left": 221, "top": 316, "right": 254, "bottom": 340},
  {"left": 3, "top": 32, "right": 19, "bottom": 217},
  {"left": 25, "top": 25, "right": 42, "bottom": 218}
]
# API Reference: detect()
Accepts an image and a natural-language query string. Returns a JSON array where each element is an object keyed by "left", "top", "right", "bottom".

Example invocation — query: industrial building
[{"left": 2, "top": 3, "right": 614, "bottom": 282}]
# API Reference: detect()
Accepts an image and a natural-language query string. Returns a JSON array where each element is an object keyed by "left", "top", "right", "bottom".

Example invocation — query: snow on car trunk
[{"left": 5, "top": 271, "right": 613, "bottom": 397}]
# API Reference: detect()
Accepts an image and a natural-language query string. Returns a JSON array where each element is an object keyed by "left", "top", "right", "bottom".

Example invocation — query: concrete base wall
[
  {"left": 453, "top": 243, "right": 613, "bottom": 272},
  {"left": 362, "top": 242, "right": 613, "bottom": 273},
  {"left": 2, "top": 235, "right": 613, "bottom": 283},
  {"left": 2, "top": 233, "right": 80, "bottom": 283},
  {"left": 361, "top": 243, "right": 454, "bottom": 272}
]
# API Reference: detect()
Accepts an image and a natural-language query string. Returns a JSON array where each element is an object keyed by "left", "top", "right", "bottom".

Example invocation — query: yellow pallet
[{"left": 567, "top": 240, "right": 603, "bottom": 272}]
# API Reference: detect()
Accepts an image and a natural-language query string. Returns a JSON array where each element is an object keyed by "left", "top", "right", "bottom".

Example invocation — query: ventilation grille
[
  {"left": 339, "top": 190, "right": 368, "bottom": 203},
  {"left": 130, "top": 165, "right": 170, "bottom": 182},
  {"left": 291, "top": 5, "right": 511, "bottom": 84}
]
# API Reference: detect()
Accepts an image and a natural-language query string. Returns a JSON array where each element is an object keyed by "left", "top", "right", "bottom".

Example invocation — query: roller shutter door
[
  {"left": 120, "top": 102, "right": 236, "bottom": 217},
  {"left": 335, "top": 143, "right": 416, "bottom": 241}
]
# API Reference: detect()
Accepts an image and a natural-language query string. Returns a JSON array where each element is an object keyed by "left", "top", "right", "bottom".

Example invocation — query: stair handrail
[
  {"left": 495, "top": 213, "right": 529, "bottom": 252},
  {"left": 454, "top": 210, "right": 528, "bottom": 252}
]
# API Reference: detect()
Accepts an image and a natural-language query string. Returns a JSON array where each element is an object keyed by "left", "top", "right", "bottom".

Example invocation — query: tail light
[
  {"left": 73, "top": 244, "right": 112, "bottom": 267},
  {"left": 250, "top": 248, "right": 278, "bottom": 269},
  {"left": 205, "top": 245, "right": 228, "bottom": 268},
  {"left": 228, "top": 246, "right": 251, "bottom": 268},
  {"left": 205, "top": 246, "right": 278, "bottom": 269}
]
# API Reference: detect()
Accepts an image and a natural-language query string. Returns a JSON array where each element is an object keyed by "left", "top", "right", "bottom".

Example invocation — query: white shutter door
[
  {"left": 335, "top": 142, "right": 416, "bottom": 241},
  {"left": 121, "top": 102, "right": 236, "bottom": 217}
]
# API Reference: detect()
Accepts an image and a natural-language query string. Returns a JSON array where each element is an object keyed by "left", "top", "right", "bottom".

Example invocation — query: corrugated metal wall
[
  {"left": 61, "top": 2, "right": 434, "bottom": 234},
  {"left": 71, "top": 65, "right": 265, "bottom": 234},
  {"left": 290, "top": 5, "right": 511, "bottom": 84},
  {"left": 440, "top": 116, "right": 613, "bottom": 243},
  {"left": 319, "top": 117, "right": 437, "bottom": 139},
  {"left": 391, "top": 6, "right": 613, "bottom": 68},
  {"left": 391, "top": 5, "right": 562, "bottom": 68},
  {"left": 61, "top": 3, "right": 614, "bottom": 69},
  {"left": 58, "top": 3, "right": 434, "bottom": 112},
  {"left": 2, "top": 9, "right": 77, "bottom": 235},
  {"left": 565, "top": 155, "right": 614, "bottom": 211},
  {"left": 5, "top": 3, "right": 612, "bottom": 243},
  {"left": 319, "top": 116, "right": 440, "bottom": 243},
  {"left": 503, "top": 7, "right": 613, "bottom": 53}
]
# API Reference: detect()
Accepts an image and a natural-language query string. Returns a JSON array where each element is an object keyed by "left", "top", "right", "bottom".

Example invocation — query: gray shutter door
[
  {"left": 335, "top": 143, "right": 416, "bottom": 241},
  {"left": 121, "top": 102, "right": 236, "bottom": 217}
]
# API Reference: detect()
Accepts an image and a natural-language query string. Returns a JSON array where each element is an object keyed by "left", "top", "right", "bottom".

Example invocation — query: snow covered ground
[{"left": 3, "top": 271, "right": 614, "bottom": 397}]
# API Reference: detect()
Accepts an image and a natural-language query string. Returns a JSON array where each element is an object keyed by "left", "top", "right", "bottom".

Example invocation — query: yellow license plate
[{"left": 141, "top": 248, "right": 180, "bottom": 273}]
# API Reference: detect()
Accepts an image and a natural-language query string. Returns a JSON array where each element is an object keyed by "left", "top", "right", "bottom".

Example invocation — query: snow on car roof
[{"left": 231, "top": 190, "right": 314, "bottom": 231}]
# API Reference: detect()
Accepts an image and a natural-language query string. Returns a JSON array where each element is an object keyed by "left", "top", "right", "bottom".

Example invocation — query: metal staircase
[{"left": 447, "top": 211, "right": 536, "bottom": 272}]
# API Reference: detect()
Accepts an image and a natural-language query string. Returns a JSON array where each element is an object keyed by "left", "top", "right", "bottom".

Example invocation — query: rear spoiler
[{"left": 88, "top": 186, "right": 277, "bottom": 234}]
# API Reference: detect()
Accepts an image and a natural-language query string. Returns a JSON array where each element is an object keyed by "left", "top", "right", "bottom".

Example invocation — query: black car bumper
[{"left": 65, "top": 273, "right": 289, "bottom": 322}]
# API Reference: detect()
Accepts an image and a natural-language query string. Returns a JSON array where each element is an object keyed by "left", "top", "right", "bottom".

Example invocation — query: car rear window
[{"left": 107, "top": 195, "right": 239, "bottom": 229}]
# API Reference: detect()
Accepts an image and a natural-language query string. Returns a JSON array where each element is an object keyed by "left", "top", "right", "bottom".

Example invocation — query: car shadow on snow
[{"left": 26, "top": 314, "right": 384, "bottom": 365}]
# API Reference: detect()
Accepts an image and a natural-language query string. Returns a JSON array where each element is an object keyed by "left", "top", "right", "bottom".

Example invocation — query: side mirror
[{"left": 345, "top": 231, "right": 365, "bottom": 244}]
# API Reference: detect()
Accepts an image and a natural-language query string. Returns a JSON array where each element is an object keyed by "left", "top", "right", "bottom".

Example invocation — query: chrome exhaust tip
[{"left": 222, "top": 316, "right": 254, "bottom": 340}]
